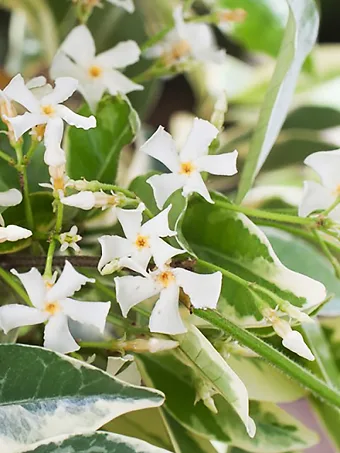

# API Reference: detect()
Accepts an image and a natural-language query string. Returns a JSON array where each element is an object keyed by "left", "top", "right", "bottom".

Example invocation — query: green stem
[
  {"left": 0, "top": 267, "right": 32, "bottom": 306},
  {"left": 14, "top": 143, "right": 34, "bottom": 230},
  {"left": 0, "top": 150, "right": 14, "bottom": 165},
  {"left": 197, "top": 258, "right": 249, "bottom": 288},
  {"left": 44, "top": 200, "right": 64, "bottom": 278},
  {"left": 141, "top": 27, "right": 172, "bottom": 52},
  {"left": 25, "top": 138, "right": 39, "bottom": 163},
  {"left": 214, "top": 199, "right": 315, "bottom": 226},
  {"left": 79, "top": 340, "right": 120, "bottom": 350},
  {"left": 194, "top": 309, "right": 340, "bottom": 408},
  {"left": 313, "top": 230, "right": 340, "bottom": 278},
  {"left": 323, "top": 197, "right": 340, "bottom": 217}
]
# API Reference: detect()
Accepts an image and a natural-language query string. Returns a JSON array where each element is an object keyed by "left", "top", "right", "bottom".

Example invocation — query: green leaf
[
  {"left": 236, "top": 0, "right": 319, "bottom": 202},
  {"left": 182, "top": 194, "right": 326, "bottom": 327},
  {"left": 226, "top": 356, "right": 306, "bottom": 403},
  {"left": 176, "top": 324, "right": 254, "bottom": 436},
  {"left": 66, "top": 95, "right": 140, "bottom": 184},
  {"left": 0, "top": 344, "right": 164, "bottom": 452},
  {"left": 263, "top": 227, "right": 340, "bottom": 316},
  {"left": 138, "top": 352, "right": 318, "bottom": 452},
  {"left": 218, "top": 0, "right": 287, "bottom": 57},
  {"left": 283, "top": 105, "right": 340, "bottom": 130},
  {"left": 22, "top": 432, "right": 173, "bottom": 453},
  {"left": 214, "top": 399, "right": 318, "bottom": 453}
]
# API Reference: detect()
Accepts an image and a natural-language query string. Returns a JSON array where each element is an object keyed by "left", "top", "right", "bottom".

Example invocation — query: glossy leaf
[
  {"left": 236, "top": 0, "right": 319, "bottom": 202},
  {"left": 138, "top": 353, "right": 318, "bottom": 452},
  {"left": 226, "top": 356, "right": 306, "bottom": 403},
  {"left": 0, "top": 344, "right": 164, "bottom": 453},
  {"left": 176, "top": 324, "right": 254, "bottom": 436},
  {"left": 181, "top": 194, "right": 326, "bottom": 327},
  {"left": 66, "top": 95, "right": 140, "bottom": 184},
  {"left": 22, "top": 432, "right": 172, "bottom": 453}
]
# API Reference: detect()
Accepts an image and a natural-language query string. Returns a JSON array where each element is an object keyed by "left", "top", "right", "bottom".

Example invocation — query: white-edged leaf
[
  {"left": 236, "top": 0, "right": 319, "bottom": 202},
  {"left": 0, "top": 344, "right": 164, "bottom": 453}
]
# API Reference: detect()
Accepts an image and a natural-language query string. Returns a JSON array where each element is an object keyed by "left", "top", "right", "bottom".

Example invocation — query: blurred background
[{"left": 0, "top": 1, "right": 340, "bottom": 451}]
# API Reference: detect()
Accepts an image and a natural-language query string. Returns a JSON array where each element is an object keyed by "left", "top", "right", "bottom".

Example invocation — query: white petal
[
  {"left": 183, "top": 171, "right": 212, "bottom": 203},
  {"left": 6, "top": 113, "right": 46, "bottom": 140},
  {"left": 298, "top": 181, "right": 334, "bottom": 217},
  {"left": 174, "top": 268, "right": 222, "bottom": 309},
  {"left": 62, "top": 298, "right": 110, "bottom": 333},
  {"left": 140, "top": 126, "right": 180, "bottom": 173},
  {"left": 149, "top": 237, "right": 184, "bottom": 268},
  {"left": 11, "top": 268, "right": 46, "bottom": 308},
  {"left": 106, "top": 0, "right": 135, "bottom": 13},
  {"left": 96, "top": 41, "right": 141, "bottom": 68},
  {"left": 304, "top": 149, "right": 340, "bottom": 191},
  {"left": 187, "top": 23, "right": 226, "bottom": 64},
  {"left": 61, "top": 191, "right": 96, "bottom": 210},
  {"left": 0, "top": 225, "right": 32, "bottom": 242},
  {"left": 102, "top": 69, "right": 143, "bottom": 95},
  {"left": 26, "top": 76, "right": 47, "bottom": 89},
  {"left": 98, "top": 235, "right": 133, "bottom": 271},
  {"left": 172, "top": 6, "right": 186, "bottom": 37},
  {"left": 147, "top": 173, "right": 186, "bottom": 209},
  {"left": 149, "top": 285, "right": 186, "bottom": 334},
  {"left": 142, "top": 204, "right": 176, "bottom": 238},
  {"left": 0, "top": 188, "right": 22, "bottom": 207},
  {"left": 180, "top": 118, "right": 219, "bottom": 161},
  {"left": 60, "top": 25, "right": 96, "bottom": 67},
  {"left": 0, "top": 305, "right": 47, "bottom": 333},
  {"left": 41, "top": 77, "right": 78, "bottom": 105},
  {"left": 44, "top": 117, "right": 66, "bottom": 167},
  {"left": 47, "top": 261, "right": 94, "bottom": 301},
  {"left": 282, "top": 330, "right": 315, "bottom": 361},
  {"left": 116, "top": 204, "right": 143, "bottom": 239},
  {"left": 130, "top": 247, "right": 152, "bottom": 271},
  {"left": 4, "top": 74, "right": 40, "bottom": 112},
  {"left": 57, "top": 105, "right": 96, "bottom": 129},
  {"left": 115, "top": 275, "right": 160, "bottom": 317},
  {"left": 78, "top": 80, "right": 107, "bottom": 113},
  {"left": 50, "top": 51, "right": 87, "bottom": 83},
  {"left": 44, "top": 313, "right": 79, "bottom": 354},
  {"left": 196, "top": 150, "right": 238, "bottom": 176}
]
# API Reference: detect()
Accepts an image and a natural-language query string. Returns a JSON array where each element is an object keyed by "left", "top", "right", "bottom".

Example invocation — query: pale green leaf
[
  {"left": 236, "top": 0, "right": 319, "bottom": 202},
  {"left": 182, "top": 194, "right": 326, "bottom": 327},
  {"left": 22, "top": 432, "right": 173, "bottom": 453},
  {"left": 0, "top": 344, "right": 164, "bottom": 453}
]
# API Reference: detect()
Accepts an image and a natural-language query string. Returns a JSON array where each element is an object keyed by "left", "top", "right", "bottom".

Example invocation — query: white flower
[
  {"left": 50, "top": 25, "right": 143, "bottom": 112},
  {"left": 0, "top": 261, "right": 110, "bottom": 354},
  {"left": 146, "top": 6, "right": 226, "bottom": 66},
  {"left": 0, "top": 225, "right": 32, "bottom": 243},
  {"left": 141, "top": 117, "right": 238, "bottom": 208},
  {"left": 59, "top": 226, "right": 82, "bottom": 252},
  {"left": 4, "top": 74, "right": 96, "bottom": 167},
  {"left": 115, "top": 265, "right": 222, "bottom": 334},
  {"left": 107, "top": 0, "right": 134, "bottom": 13},
  {"left": 0, "top": 188, "right": 32, "bottom": 242},
  {"left": 61, "top": 191, "right": 118, "bottom": 210},
  {"left": 299, "top": 150, "right": 340, "bottom": 221},
  {"left": 98, "top": 203, "right": 184, "bottom": 274}
]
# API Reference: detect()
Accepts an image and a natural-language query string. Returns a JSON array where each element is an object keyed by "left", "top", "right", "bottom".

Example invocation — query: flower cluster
[{"left": 0, "top": 1, "right": 315, "bottom": 363}]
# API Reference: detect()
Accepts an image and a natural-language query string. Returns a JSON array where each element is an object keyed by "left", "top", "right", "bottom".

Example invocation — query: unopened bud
[
  {"left": 121, "top": 338, "right": 179, "bottom": 353},
  {"left": 211, "top": 92, "right": 227, "bottom": 130},
  {"left": 101, "top": 259, "right": 122, "bottom": 276}
]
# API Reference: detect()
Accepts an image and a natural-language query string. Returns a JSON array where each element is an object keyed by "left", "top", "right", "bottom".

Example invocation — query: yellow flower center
[
  {"left": 162, "top": 40, "right": 191, "bottom": 66},
  {"left": 44, "top": 302, "right": 60, "bottom": 315},
  {"left": 41, "top": 105, "right": 55, "bottom": 116},
  {"left": 157, "top": 270, "right": 175, "bottom": 288},
  {"left": 333, "top": 184, "right": 340, "bottom": 196},
  {"left": 88, "top": 65, "right": 103, "bottom": 78},
  {"left": 180, "top": 161, "right": 196, "bottom": 175},
  {"left": 135, "top": 234, "right": 150, "bottom": 250},
  {"left": 33, "top": 124, "right": 46, "bottom": 141}
]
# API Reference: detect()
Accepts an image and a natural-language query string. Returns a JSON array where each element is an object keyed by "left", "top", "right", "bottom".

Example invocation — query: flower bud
[
  {"left": 61, "top": 191, "right": 118, "bottom": 210},
  {"left": 121, "top": 338, "right": 179, "bottom": 353},
  {"left": 211, "top": 92, "right": 227, "bottom": 130},
  {"left": 100, "top": 259, "right": 122, "bottom": 276}
]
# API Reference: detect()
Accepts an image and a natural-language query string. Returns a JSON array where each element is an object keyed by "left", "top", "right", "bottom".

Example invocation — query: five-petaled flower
[
  {"left": 4, "top": 74, "right": 96, "bottom": 167},
  {"left": 115, "top": 265, "right": 222, "bottom": 334},
  {"left": 146, "top": 6, "right": 226, "bottom": 66},
  {"left": 0, "top": 189, "right": 32, "bottom": 243},
  {"left": 299, "top": 149, "right": 340, "bottom": 221},
  {"left": 0, "top": 262, "right": 110, "bottom": 354},
  {"left": 98, "top": 203, "right": 184, "bottom": 274},
  {"left": 141, "top": 117, "right": 238, "bottom": 209},
  {"left": 59, "top": 225, "right": 82, "bottom": 252},
  {"left": 50, "top": 25, "right": 143, "bottom": 112}
]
